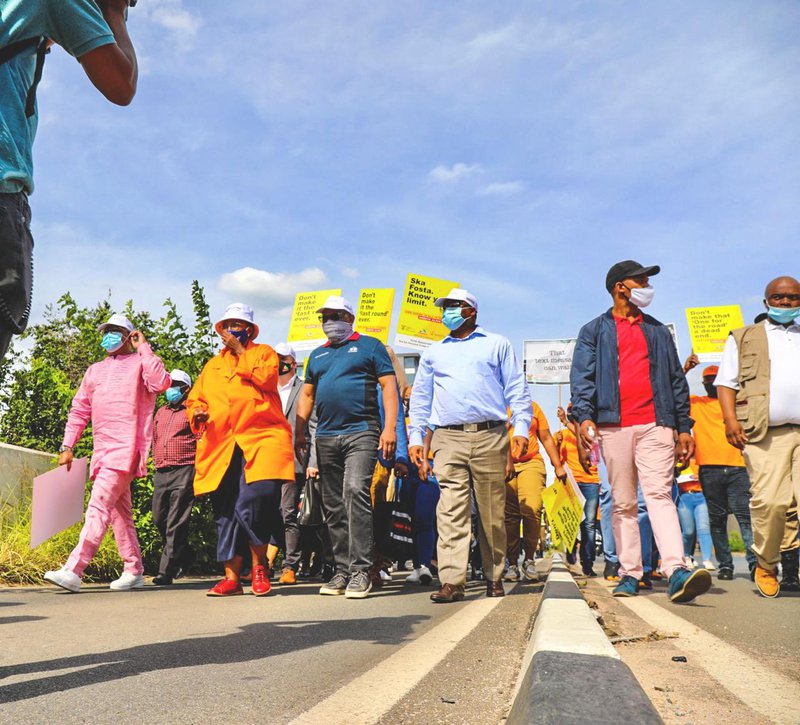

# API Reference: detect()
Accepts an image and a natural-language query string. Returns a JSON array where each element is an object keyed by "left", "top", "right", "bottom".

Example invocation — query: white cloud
[
  {"left": 476, "top": 181, "right": 525, "bottom": 196},
  {"left": 142, "top": 0, "right": 201, "bottom": 52},
  {"left": 428, "top": 163, "right": 482, "bottom": 183},
  {"left": 340, "top": 266, "right": 360, "bottom": 280},
  {"left": 217, "top": 267, "right": 328, "bottom": 312}
]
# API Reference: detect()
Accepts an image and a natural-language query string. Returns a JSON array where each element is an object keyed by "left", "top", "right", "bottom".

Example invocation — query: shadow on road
[
  {"left": 0, "top": 615, "right": 47, "bottom": 625},
  {"left": 0, "top": 614, "right": 429, "bottom": 703}
]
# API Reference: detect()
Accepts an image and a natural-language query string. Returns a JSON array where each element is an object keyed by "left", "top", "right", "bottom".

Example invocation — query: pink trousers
[
  {"left": 599, "top": 424, "right": 684, "bottom": 578},
  {"left": 65, "top": 467, "right": 143, "bottom": 577}
]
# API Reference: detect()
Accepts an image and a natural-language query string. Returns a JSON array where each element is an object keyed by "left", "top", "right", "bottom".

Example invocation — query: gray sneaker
[
  {"left": 504, "top": 564, "right": 520, "bottom": 582},
  {"left": 345, "top": 570, "right": 373, "bottom": 599},
  {"left": 319, "top": 571, "right": 348, "bottom": 595},
  {"left": 523, "top": 559, "right": 540, "bottom": 582}
]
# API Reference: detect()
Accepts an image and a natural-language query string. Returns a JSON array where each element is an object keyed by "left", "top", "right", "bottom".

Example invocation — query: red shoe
[
  {"left": 206, "top": 578, "right": 243, "bottom": 597},
  {"left": 251, "top": 565, "right": 271, "bottom": 596}
]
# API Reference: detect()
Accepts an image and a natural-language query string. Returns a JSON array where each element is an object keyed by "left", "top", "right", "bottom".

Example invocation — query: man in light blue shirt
[
  {"left": 0, "top": 0, "right": 139, "bottom": 361},
  {"left": 409, "top": 288, "right": 532, "bottom": 602}
]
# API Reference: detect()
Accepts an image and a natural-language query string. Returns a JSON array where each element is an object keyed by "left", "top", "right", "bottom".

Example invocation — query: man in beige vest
[{"left": 715, "top": 276, "right": 800, "bottom": 598}]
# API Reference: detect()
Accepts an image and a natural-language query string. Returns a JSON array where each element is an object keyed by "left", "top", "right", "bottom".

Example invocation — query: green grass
[{"left": 728, "top": 532, "right": 746, "bottom": 553}]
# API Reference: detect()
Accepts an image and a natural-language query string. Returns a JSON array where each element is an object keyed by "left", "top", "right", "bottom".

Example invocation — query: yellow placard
[
  {"left": 287, "top": 289, "right": 342, "bottom": 351},
  {"left": 355, "top": 288, "right": 395, "bottom": 344},
  {"left": 542, "top": 478, "right": 583, "bottom": 553},
  {"left": 393, "top": 273, "right": 458, "bottom": 350},
  {"left": 685, "top": 305, "right": 744, "bottom": 362}
]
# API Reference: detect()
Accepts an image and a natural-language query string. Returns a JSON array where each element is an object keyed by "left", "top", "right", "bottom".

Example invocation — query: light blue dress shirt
[{"left": 408, "top": 326, "right": 532, "bottom": 447}]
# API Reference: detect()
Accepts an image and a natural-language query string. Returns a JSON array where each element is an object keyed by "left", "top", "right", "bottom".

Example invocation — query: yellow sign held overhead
[
  {"left": 685, "top": 305, "right": 744, "bottom": 362},
  {"left": 287, "top": 289, "right": 342, "bottom": 352},
  {"left": 355, "top": 288, "right": 395, "bottom": 344},
  {"left": 394, "top": 273, "right": 458, "bottom": 350}
]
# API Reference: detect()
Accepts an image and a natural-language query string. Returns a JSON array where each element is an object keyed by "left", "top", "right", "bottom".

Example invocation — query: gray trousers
[
  {"left": 152, "top": 465, "right": 195, "bottom": 576},
  {"left": 431, "top": 426, "right": 509, "bottom": 586},
  {"left": 0, "top": 192, "right": 33, "bottom": 362}
]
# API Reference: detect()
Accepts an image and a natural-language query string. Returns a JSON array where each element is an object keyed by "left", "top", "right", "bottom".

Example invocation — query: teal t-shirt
[{"left": 0, "top": 0, "right": 114, "bottom": 194}]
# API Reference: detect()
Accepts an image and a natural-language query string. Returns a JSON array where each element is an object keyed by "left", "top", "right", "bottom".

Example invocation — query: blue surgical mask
[
  {"left": 442, "top": 307, "right": 465, "bottom": 331},
  {"left": 767, "top": 306, "right": 800, "bottom": 325},
  {"left": 226, "top": 328, "right": 249, "bottom": 344},
  {"left": 165, "top": 386, "right": 185, "bottom": 404},
  {"left": 100, "top": 331, "right": 125, "bottom": 352}
]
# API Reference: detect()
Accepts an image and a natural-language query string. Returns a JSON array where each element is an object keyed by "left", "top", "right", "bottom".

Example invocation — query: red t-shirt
[{"left": 614, "top": 313, "right": 655, "bottom": 427}]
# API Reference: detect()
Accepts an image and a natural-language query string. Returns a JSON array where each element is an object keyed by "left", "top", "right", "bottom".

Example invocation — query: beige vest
[{"left": 730, "top": 321, "right": 770, "bottom": 443}]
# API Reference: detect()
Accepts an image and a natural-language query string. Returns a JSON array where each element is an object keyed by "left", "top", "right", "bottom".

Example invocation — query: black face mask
[
  {"left": 703, "top": 382, "right": 718, "bottom": 398},
  {"left": 279, "top": 361, "right": 294, "bottom": 375}
]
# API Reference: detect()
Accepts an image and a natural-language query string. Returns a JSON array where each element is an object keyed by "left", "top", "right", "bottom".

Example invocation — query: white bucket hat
[
  {"left": 170, "top": 368, "right": 192, "bottom": 388},
  {"left": 97, "top": 313, "right": 134, "bottom": 333},
  {"left": 315, "top": 295, "right": 355, "bottom": 316},
  {"left": 215, "top": 303, "right": 259, "bottom": 340},
  {"left": 274, "top": 342, "right": 297, "bottom": 359},
  {"left": 433, "top": 288, "right": 478, "bottom": 311}
]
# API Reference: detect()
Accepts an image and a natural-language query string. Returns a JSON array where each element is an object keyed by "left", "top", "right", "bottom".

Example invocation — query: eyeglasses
[
  {"left": 442, "top": 302, "right": 468, "bottom": 309},
  {"left": 318, "top": 311, "right": 350, "bottom": 322},
  {"left": 767, "top": 293, "right": 800, "bottom": 303}
]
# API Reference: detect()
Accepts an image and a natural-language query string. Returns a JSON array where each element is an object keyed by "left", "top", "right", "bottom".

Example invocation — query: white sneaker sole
[
  {"left": 109, "top": 577, "right": 145, "bottom": 591},
  {"left": 319, "top": 586, "right": 346, "bottom": 595},
  {"left": 43, "top": 571, "right": 80, "bottom": 593},
  {"left": 345, "top": 583, "right": 373, "bottom": 599}
]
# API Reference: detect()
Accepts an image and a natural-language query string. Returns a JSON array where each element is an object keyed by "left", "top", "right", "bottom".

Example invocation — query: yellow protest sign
[
  {"left": 542, "top": 477, "right": 584, "bottom": 553},
  {"left": 685, "top": 305, "right": 744, "bottom": 362},
  {"left": 355, "top": 288, "right": 395, "bottom": 344},
  {"left": 287, "top": 289, "right": 342, "bottom": 351},
  {"left": 394, "top": 273, "right": 458, "bottom": 350}
]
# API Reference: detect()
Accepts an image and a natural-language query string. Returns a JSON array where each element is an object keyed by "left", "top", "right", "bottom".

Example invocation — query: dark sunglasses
[{"left": 318, "top": 311, "right": 350, "bottom": 322}]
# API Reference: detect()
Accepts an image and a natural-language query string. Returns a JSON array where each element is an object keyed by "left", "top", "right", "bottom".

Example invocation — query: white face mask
[{"left": 628, "top": 285, "right": 655, "bottom": 308}]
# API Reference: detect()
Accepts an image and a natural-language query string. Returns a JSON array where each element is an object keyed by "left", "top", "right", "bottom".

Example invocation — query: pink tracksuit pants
[{"left": 65, "top": 467, "right": 143, "bottom": 577}]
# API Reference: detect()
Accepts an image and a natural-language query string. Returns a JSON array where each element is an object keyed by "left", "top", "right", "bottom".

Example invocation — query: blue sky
[{"left": 28, "top": 1, "right": 799, "bottom": 414}]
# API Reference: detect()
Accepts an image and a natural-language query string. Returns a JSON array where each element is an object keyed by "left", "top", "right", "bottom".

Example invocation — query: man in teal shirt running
[{"left": 0, "top": 0, "right": 138, "bottom": 360}]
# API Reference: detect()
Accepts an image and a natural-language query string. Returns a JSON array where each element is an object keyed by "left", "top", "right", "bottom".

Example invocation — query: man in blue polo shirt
[
  {"left": 1, "top": 0, "right": 138, "bottom": 360},
  {"left": 295, "top": 295, "right": 399, "bottom": 599}
]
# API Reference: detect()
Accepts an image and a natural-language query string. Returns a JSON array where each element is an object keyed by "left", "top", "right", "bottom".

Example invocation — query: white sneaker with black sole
[
  {"left": 320, "top": 571, "right": 348, "bottom": 595},
  {"left": 504, "top": 564, "right": 520, "bottom": 582},
  {"left": 418, "top": 565, "right": 433, "bottom": 585},
  {"left": 345, "top": 570, "right": 373, "bottom": 599}
]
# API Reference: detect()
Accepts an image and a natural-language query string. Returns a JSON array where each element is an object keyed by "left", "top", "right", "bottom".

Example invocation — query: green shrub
[{"left": 728, "top": 532, "right": 746, "bottom": 553}]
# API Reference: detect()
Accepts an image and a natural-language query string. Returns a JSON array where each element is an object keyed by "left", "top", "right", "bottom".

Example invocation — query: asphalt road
[{"left": 0, "top": 572, "right": 543, "bottom": 724}]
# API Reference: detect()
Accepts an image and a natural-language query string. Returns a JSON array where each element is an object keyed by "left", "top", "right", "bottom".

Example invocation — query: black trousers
[
  {"left": 277, "top": 473, "right": 304, "bottom": 571},
  {"left": 0, "top": 192, "right": 34, "bottom": 362},
  {"left": 152, "top": 465, "right": 195, "bottom": 576},
  {"left": 210, "top": 446, "right": 285, "bottom": 562}
]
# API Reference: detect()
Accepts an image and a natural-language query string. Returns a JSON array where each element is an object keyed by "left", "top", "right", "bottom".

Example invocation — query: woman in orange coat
[{"left": 187, "top": 303, "right": 294, "bottom": 597}]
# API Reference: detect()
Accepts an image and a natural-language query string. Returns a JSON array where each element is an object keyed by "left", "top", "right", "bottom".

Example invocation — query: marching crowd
[{"left": 41, "top": 263, "right": 800, "bottom": 603}]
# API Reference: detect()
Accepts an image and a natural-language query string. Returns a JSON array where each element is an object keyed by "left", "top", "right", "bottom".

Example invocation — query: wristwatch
[{"left": 59, "top": 445, "right": 72, "bottom": 454}]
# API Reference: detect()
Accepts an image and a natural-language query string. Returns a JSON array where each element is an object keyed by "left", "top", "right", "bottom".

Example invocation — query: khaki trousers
[
  {"left": 431, "top": 426, "right": 509, "bottom": 586},
  {"left": 742, "top": 424, "right": 800, "bottom": 570},
  {"left": 505, "top": 457, "right": 547, "bottom": 562}
]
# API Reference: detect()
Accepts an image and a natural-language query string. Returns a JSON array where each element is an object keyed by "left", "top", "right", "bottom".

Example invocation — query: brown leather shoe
[
  {"left": 430, "top": 583, "right": 465, "bottom": 603},
  {"left": 754, "top": 565, "right": 780, "bottom": 598},
  {"left": 279, "top": 567, "right": 297, "bottom": 585},
  {"left": 486, "top": 580, "right": 505, "bottom": 597}
]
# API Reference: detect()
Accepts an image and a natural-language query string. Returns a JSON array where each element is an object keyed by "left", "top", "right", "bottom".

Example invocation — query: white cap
[
  {"left": 215, "top": 302, "right": 260, "bottom": 340},
  {"left": 274, "top": 342, "right": 297, "bottom": 359},
  {"left": 98, "top": 313, "right": 134, "bottom": 333},
  {"left": 433, "top": 288, "right": 478, "bottom": 311},
  {"left": 315, "top": 295, "right": 355, "bottom": 316},
  {"left": 169, "top": 368, "right": 192, "bottom": 388}
]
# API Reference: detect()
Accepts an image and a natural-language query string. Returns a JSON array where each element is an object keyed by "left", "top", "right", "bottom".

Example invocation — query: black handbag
[
  {"left": 298, "top": 475, "right": 324, "bottom": 527},
  {"left": 388, "top": 478, "right": 414, "bottom": 559}
]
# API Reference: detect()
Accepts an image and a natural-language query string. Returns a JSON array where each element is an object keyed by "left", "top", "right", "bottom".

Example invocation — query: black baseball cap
[{"left": 605, "top": 260, "right": 661, "bottom": 292}]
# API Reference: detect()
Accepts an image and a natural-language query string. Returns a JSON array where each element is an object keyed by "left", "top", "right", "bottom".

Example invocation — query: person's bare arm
[
  {"left": 79, "top": 0, "right": 137, "bottom": 105},
  {"left": 377, "top": 374, "right": 398, "bottom": 460},
  {"left": 294, "top": 384, "right": 316, "bottom": 462},
  {"left": 539, "top": 428, "right": 566, "bottom": 480},
  {"left": 718, "top": 386, "right": 747, "bottom": 449}
]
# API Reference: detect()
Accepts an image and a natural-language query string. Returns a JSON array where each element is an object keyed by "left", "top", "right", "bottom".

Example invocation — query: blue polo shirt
[
  {"left": 306, "top": 332, "right": 395, "bottom": 436},
  {"left": 1, "top": 0, "right": 114, "bottom": 194}
]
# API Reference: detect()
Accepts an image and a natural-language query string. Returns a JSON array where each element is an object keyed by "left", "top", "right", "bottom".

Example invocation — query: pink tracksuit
[{"left": 62, "top": 343, "right": 170, "bottom": 577}]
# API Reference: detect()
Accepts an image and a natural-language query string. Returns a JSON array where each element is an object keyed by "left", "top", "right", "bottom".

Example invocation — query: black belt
[{"left": 440, "top": 420, "right": 505, "bottom": 432}]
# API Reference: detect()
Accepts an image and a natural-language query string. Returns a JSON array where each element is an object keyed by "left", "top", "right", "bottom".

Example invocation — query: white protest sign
[{"left": 523, "top": 339, "right": 577, "bottom": 385}]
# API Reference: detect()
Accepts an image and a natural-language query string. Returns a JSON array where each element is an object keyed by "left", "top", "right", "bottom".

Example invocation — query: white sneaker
[
  {"left": 418, "top": 565, "right": 433, "bottom": 585},
  {"left": 405, "top": 568, "right": 421, "bottom": 584},
  {"left": 703, "top": 560, "right": 716, "bottom": 571},
  {"left": 686, "top": 557, "right": 698, "bottom": 570},
  {"left": 109, "top": 572, "right": 145, "bottom": 591},
  {"left": 379, "top": 569, "right": 392, "bottom": 582},
  {"left": 504, "top": 565, "right": 520, "bottom": 582},
  {"left": 523, "top": 559, "right": 540, "bottom": 582},
  {"left": 43, "top": 567, "right": 81, "bottom": 593}
]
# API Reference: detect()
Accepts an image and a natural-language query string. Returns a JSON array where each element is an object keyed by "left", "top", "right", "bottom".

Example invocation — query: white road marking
[
  {"left": 290, "top": 593, "right": 508, "bottom": 725},
  {"left": 616, "top": 595, "right": 800, "bottom": 725}
]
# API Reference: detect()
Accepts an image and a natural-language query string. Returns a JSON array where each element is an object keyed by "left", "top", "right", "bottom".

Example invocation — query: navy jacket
[{"left": 570, "top": 309, "right": 693, "bottom": 434}]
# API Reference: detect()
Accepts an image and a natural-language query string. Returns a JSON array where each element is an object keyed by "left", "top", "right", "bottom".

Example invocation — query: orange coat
[{"left": 187, "top": 342, "right": 294, "bottom": 495}]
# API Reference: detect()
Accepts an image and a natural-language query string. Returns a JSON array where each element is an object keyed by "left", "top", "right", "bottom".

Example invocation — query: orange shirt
[
  {"left": 556, "top": 427, "right": 600, "bottom": 483},
  {"left": 677, "top": 461, "right": 703, "bottom": 493},
  {"left": 690, "top": 396, "right": 744, "bottom": 468},
  {"left": 510, "top": 402, "right": 549, "bottom": 463},
  {"left": 187, "top": 342, "right": 295, "bottom": 495}
]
